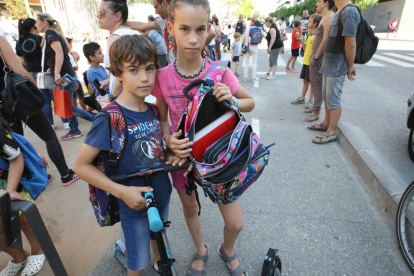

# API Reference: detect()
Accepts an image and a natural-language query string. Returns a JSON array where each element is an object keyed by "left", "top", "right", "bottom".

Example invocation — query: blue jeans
[
  {"left": 208, "top": 45, "right": 216, "bottom": 61},
  {"left": 29, "top": 72, "right": 54, "bottom": 125}
]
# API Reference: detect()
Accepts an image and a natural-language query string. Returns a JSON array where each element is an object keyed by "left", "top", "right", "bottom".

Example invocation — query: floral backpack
[
  {"left": 249, "top": 26, "right": 263, "bottom": 45},
  {"left": 177, "top": 60, "right": 274, "bottom": 205}
]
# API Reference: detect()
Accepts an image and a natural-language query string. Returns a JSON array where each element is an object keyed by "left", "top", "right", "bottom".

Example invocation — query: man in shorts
[{"left": 311, "top": 0, "right": 359, "bottom": 144}]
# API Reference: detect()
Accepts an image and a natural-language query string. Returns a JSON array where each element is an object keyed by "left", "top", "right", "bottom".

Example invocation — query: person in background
[
  {"left": 208, "top": 19, "right": 216, "bottom": 61},
  {"left": 285, "top": 21, "right": 302, "bottom": 73},
  {"left": 212, "top": 15, "right": 221, "bottom": 60},
  {"left": 233, "top": 15, "right": 245, "bottom": 48},
  {"left": 148, "top": 14, "right": 167, "bottom": 67},
  {"left": 243, "top": 20, "right": 262, "bottom": 83},
  {"left": 387, "top": 17, "right": 398, "bottom": 38},
  {"left": 224, "top": 24, "right": 233, "bottom": 52},
  {"left": 300, "top": 9, "right": 310, "bottom": 57},
  {"left": 280, "top": 16, "right": 287, "bottom": 54},
  {"left": 231, "top": 32, "right": 241, "bottom": 77},
  {"left": 261, "top": 17, "right": 283, "bottom": 80}
]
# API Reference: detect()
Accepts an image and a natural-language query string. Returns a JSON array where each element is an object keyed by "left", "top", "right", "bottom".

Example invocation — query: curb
[{"left": 338, "top": 121, "right": 407, "bottom": 227}]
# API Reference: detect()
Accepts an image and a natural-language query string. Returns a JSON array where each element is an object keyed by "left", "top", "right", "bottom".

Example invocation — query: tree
[
  {"left": 4, "top": 0, "right": 28, "bottom": 19},
  {"left": 221, "top": 0, "right": 255, "bottom": 18},
  {"left": 129, "top": 0, "right": 152, "bottom": 4},
  {"left": 351, "top": 0, "right": 378, "bottom": 13}
]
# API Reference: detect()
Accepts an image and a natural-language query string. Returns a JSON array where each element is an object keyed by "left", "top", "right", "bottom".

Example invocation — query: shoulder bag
[{"left": 36, "top": 39, "right": 55, "bottom": 89}]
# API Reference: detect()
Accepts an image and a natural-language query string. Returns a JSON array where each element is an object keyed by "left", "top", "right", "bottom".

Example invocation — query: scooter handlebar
[{"left": 145, "top": 191, "right": 163, "bottom": 232}]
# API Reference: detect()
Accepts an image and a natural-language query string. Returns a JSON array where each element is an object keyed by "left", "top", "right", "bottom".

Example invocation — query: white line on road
[
  {"left": 278, "top": 56, "right": 286, "bottom": 66},
  {"left": 257, "top": 72, "right": 287, "bottom": 75},
  {"left": 372, "top": 54, "right": 414, "bottom": 67},
  {"left": 254, "top": 80, "right": 259, "bottom": 87},
  {"left": 383, "top": 53, "right": 414, "bottom": 63},
  {"left": 252, "top": 118, "right": 260, "bottom": 138},
  {"left": 365, "top": 59, "right": 385, "bottom": 66}
]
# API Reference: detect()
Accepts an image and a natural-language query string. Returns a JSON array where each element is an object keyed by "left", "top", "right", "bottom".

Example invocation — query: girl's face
[
  {"left": 97, "top": 1, "right": 117, "bottom": 30},
  {"left": 117, "top": 61, "right": 157, "bottom": 98},
  {"left": 167, "top": 5, "right": 210, "bottom": 60},
  {"left": 316, "top": 0, "right": 326, "bottom": 14},
  {"left": 35, "top": 17, "right": 47, "bottom": 33},
  {"left": 265, "top": 21, "right": 271, "bottom": 28}
]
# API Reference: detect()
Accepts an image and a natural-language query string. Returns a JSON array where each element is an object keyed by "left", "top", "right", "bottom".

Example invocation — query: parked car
[{"left": 406, "top": 92, "right": 414, "bottom": 161}]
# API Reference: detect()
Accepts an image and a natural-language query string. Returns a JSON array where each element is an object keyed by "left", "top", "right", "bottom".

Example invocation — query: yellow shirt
[{"left": 303, "top": 33, "right": 315, "bottom": 65}]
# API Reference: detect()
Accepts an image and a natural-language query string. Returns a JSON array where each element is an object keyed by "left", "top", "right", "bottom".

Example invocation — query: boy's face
[
  {"left": 308, "top": 18, "right": 315, "bottom": 29},
  {"left": 297, "top": 23, "right": 302, "bottom": 29},
  {"left": 117, "top": 61, "right": 156, "bottom": 98},
  {"left": 92, "top": 47, "right": 104, "bottom": 63},
  {"left": 234, "top": 36, "right": 240, "bottom": 41}
]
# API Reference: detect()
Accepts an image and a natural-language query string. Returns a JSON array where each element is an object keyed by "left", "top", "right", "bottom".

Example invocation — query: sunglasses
[{"left": 96, "top": 9, "right": 115, "bottom": 19}]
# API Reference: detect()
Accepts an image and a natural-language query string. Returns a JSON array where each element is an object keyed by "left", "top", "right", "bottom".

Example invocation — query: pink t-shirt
[{"left": 152, "top": 59, "right": 239, "bottom": 133}]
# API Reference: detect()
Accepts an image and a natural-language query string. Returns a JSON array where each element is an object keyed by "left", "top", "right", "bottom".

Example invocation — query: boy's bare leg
[{"left": 291, "top": 57, "right": 297, "bottom": 70}]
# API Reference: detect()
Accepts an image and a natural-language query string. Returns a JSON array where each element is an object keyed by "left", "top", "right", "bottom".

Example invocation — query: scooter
[{"left": 111, "top": 163, "right": 282, "bottom": 276}]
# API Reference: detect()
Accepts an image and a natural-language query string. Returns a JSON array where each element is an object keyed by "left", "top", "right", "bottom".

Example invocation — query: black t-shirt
[
  {"left": 0, "top": 57, "right": 5, "bottom": 91},
  {"left": 45, "top": 30, "right": 75, "bottom": 77},
  {"left": 16, "top": 34, "right": 42, "bottom": 73},
  {"left": 266, "top": 25, "right": 283, "bottom": 49}
]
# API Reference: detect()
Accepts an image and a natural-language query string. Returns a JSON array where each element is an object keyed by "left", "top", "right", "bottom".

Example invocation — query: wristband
[
  {"left": 162, "top": 132, "right": 171, "bottom": 149},
  {"left": 108, "top": 93, "right": 117, "bottom": 101},
  {"left": 313, "top": 57, "right": 319, "bottom": 61},
  {"left": 232, "top": 96, "right": 239, "bottom": 108}
]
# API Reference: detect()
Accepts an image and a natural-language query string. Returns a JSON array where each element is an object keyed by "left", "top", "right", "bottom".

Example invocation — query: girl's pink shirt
[{"left": 152, "top": 59, "right": 239, "bottom": 133}]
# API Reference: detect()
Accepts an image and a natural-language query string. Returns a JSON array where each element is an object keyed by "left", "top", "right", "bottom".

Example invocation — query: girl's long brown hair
[{"left": 168, "top": 0, "right": 211, "bottom": 58}]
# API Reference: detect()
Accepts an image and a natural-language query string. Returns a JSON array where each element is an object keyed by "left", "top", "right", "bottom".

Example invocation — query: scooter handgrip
[
  {"left": 109, "top": 173, "right": 128, "bottom": 183},
  {"left": 163, "top": 162, "right": 190, "bottom": 173},
  {"left": 147, "top": 207, "right": 163, "bottom": 232}
]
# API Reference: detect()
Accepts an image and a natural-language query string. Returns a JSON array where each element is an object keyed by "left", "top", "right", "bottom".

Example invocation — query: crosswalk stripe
[
  {"left": 252, "top": 118, "right": 260, "bottom": 138},
  {"left": 365, "top": 59, "right": 385, "bottom": 66},
  {"left": 384, "top": 53, "right": 414, "bottom": 63},
  {"left": 409, "top": 54, "right": 414, "bottom": 57},
  {"left": 278, "top": 56, "right": 286, "bottom": 66},
  {"left": 257, "top": 72, "right": 287, "bottom": 75},
  {"left": 372, "top": 54, "right": 414, "bottom": 67}
]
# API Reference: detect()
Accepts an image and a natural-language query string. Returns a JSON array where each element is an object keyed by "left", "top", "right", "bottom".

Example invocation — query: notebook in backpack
[
  {"left": 89, "top": 101, "right": 159, "bottom": 227},
  {"left": 177, "top": 60, "right": 274, "bottom": 205}
]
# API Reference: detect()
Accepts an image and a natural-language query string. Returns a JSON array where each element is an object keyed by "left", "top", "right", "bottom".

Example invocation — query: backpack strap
[{"left": 146, "top": 102, "right": 159, "bottom": 117}]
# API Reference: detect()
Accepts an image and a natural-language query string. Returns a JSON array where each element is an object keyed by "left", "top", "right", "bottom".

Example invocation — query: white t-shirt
[
  {"left": 280, "top": 22, "right": 286, "bottom": 34},
  {"left": 209, "top": 24, "right": 216, "bottom": 46},
  {"left": 225, "top": 27, "right": 233, "bottom": 36}
]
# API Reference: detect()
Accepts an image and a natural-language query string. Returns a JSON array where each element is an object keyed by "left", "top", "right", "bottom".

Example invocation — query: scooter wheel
[{"left": 261, "top": 248, "right": 282, "bottom": 276}]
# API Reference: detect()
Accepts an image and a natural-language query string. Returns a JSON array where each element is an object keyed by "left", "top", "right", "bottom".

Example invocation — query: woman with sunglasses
[
  {"left": 97, "top": 0, "right": 136, "bottom": 99},
  {"left": 35, "top": 13, "right": 94, "bottom": 141}
]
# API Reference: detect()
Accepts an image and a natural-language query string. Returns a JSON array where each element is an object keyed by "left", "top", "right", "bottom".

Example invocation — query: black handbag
[{"left": 0, "top": 49, "right": 45, "bottom": 122}]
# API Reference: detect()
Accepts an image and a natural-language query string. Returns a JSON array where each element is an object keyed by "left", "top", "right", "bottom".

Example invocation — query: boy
[
  {"left": 83, "top": 42, "right": 109, "bottom": 110},
  {"left": 285, "top": 21, "right": 302, "bottom": 73},
  {"left": 291, "top": 15, "right": 322, "bottom": 114},
  {"left": 74, "top": 35, "right": 187, "bottom": 275},
  {"left": 231, "top": 32, "right": 241, "bottom": 77}
]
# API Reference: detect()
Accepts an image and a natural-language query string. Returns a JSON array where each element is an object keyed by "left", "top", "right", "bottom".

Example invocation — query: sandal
[
  {"left": 0, "top": 260, "right": 27, "bottom": 276},
  {"left": 307, "top": 123, "right": 328, "bottom": 132},
  {"left": 187, "top": 245, "right": 209, "bottom": 275},
  {"left": 21, "top": 254, "right": 46, "bottom": 276},
  {"left": 303, "top": 114, "right": 319, "bottom": 122},
  {"left": 312, "top": 132, "right": 337, "bottom": 144},
  {"left": 218, "top": 244, "right": 248, "bottom": 276},
  {"left": 304, "top": 107, "right": 314, "bottom": 113}
]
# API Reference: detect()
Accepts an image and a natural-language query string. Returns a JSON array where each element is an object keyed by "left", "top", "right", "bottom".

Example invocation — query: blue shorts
[{"left": 118, "top": 198, "right": 170, "bottom": 271}]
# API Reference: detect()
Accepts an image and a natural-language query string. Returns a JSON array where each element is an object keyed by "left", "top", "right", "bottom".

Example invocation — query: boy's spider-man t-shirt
[
  {"left": 84, "top": 103, "right": 172, "bottom": 208},
  {"left": 152, "top": 59, "right": 239, "bottom": 133}
]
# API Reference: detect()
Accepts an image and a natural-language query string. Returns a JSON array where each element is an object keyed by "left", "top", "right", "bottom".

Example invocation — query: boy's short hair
[
  {"left": 233, "top": 32, "right": 241, "bottom": 38},
  {"left": 83, "top": 42, "right": 101, "bottom": 63},
  {"left": 294, "top": 21, "right": 301, "bottom": 28},
  {"left": 109, "top": 35, "right": 159, "bottom": 77},
  {"left": 311, "top": 14, "right": 322, "bottom": 28}
]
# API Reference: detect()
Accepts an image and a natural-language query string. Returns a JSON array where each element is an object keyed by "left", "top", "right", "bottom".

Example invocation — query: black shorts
[
  {"left": 232, "top": 56, "right": 239, "bottom": 62},
  {"left": 300, "top": 64, "right": 310, "bottom": 81},
  {"left": 291, "top": 48, "right": 299, "bottom": 57}
]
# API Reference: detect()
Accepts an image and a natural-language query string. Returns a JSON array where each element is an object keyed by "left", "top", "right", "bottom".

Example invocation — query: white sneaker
[
  {"left": 260, "top": 74, "right": 269, "bottom": 79},
  {"left": 266, "top": 75, "right": 276, "bottom": 80},
  {"left": 51, "top": 125, "right": 56, "bottom": 131},
  {"left": 64, "top": 123, "right": 70, "bottom": 130}
]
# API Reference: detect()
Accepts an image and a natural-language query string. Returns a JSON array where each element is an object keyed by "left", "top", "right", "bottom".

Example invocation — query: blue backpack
[
  {"left": 0, "top": 132, "right": 48, "bottom": 200},
  {"left": 249, "top": 27, "right": 262, "bottom": 45}
]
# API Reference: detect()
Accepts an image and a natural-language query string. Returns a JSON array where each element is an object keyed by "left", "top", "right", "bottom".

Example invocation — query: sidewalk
[
  {"left": 0, "top": 48, "right": 410, "bottom": 275},
  {"left": 375, "top": 32, "right": 414, "bottom": 42}
]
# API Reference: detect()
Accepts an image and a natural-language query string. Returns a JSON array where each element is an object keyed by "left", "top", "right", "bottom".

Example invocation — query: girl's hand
[
  {"left": 8, "top": 190, "right": 27, "bottom": 201},
  {"left": 168, "top": 130, "right": 193, "bottom": 158},
  {"left": 267, "top": 48, "right": 271, "bottom": 54},
  {"left": 212, "top": 83, "right": 232, "bottom": 103},
  {"left": 166, "top": 154, "right": 193, "bottom": 177},
  {"left": 54, "top": 73, "right": 65, "bottom": 86},
  {"left": 119, "top": 186, "right": 153, "bottom": 211},
  {"left": 100, "top": 79, "right": 110, "bottom": 90}
]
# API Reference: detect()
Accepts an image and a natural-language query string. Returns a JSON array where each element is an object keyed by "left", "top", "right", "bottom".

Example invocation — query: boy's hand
[
  {"left": 168, "top": 130, "right": 193, "bottom": 158},
  {"left": 100, "top": 79, "right": 110, "bottom": 90},
  {"left": 7, "top": 190, "right": 26, "bottom": 201},
  {"left": 165, "top": 155, "right": 193, "bottom": 177},
  {"left": 120, "top": 186, "right": 153, "bottom": 211},
  {"left": 212, "top": 83, "right": 232, "bottom": 103}
]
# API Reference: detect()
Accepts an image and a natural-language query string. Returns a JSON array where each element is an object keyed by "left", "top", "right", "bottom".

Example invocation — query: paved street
[{"left": 1, "top": 33, "right": 413, "bottom": 275}]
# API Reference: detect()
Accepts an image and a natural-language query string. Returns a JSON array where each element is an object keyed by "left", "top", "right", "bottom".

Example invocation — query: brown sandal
[{"left": 303, "top": 114, "right": 319, "bottom": 122}]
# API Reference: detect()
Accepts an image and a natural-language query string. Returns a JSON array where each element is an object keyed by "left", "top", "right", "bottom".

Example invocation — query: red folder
[{"left": 192, "top": 110, "right": 238, "bottom": 162}]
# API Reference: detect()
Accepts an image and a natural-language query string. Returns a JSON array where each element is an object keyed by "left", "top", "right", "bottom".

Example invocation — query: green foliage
[
  {"left": 4, "top": 0, "right": 28, "bottom": 19},
  {"left": 129, "top": 0, "right": 152, "bottom": 4},
  {"left": 351, "top": 0, "right": 378, "bottom": 11},
  {"left": 270, "top": 0, "right": 317, "bottom": 19},
  {"left": 221, "top": 0, "right": 255, "bottom": 18}
]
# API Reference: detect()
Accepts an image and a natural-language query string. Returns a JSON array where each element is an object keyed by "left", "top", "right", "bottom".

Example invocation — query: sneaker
[
  {"left": 64, "top": 123, "right": 70, "bottom": 130},
  {"left": 48, "top": 174, "right": 53, "bottom": 183},
  {"left": 290, "top": 69, "right": 299, "bottom": 73},
  {"left": 305, "top": 101, "right": 314, "bottom": 109},
  {"left": 235, "top": 72, "right": 240, "bottom": 77},
  {"left": 61, "top": 131, "right": 83, "bottom": 140},
  {"left": 284, "top": 66, "right": 290, "bottom": 71},
  {"left": 281, "top": 51, "right": 284, "bottom": 54},
  {"left": 61, "top": 170, "right": 80, "bottom": 186},
  {"left": 51, "top": 124, "right": 56, "bottom": 130},
  {"left": 291, "top": 97, "right": 305, "bottom": 104},
  {"left": 261, "top": 74, "right": 269, "bottom": 79},
  {"left": 266, "top": 75, "right": 276, "bottom": 80}
]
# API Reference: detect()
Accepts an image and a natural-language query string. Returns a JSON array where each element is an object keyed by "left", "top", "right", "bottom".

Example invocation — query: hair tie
[{"left": 22, "top": 18, "right": 26, "bottom": 22}]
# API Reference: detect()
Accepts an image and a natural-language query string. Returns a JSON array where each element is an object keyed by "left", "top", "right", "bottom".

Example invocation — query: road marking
[
  {"left": 384, "top": 53, "right": 414, "bottom": 63},
  {"left": 296, "top": 56, "right": 304, "bottom": 65},
  {"left": 372, "top": 54, "right": 414, "bottom": 67},
  {"left": 252, "top": 118, "right": 260, "bottom": 138},
  {"left": 365, "top": 60, "right": 385, "bottom": 66},
  {"left": 278, "top": 56, "right": 286, "bottom": 66},
  {"left": 254, "top": 79, "right": 259, "bottom": 87},
  {"left": 257, "top": 72, "right": 287, "bottom": 75}
]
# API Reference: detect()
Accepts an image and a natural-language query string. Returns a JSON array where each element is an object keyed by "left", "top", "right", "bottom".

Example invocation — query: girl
[
  {"left": 261, "top": 17, "right": 283, "bottom": 80},
  {"left": 306, "top": 0, "right": 335, "bottom": 129},
  {"left": 0, "top": 115, "right": 46, "bottom": 276},
  {"left": 1, "top": 35, "right": 78, "bottom": 185},
  {"left": 97, "top": 0, "right": 137, "bottom": 98},
  {"left": 152, "top": 1, "right": 255, "bottom": 275},
  {"left": 243, "top": 20, "right": 262, "bottom": 82},
  {"left": 35, "top": 13, "right": 94, "bottom": 140}
]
